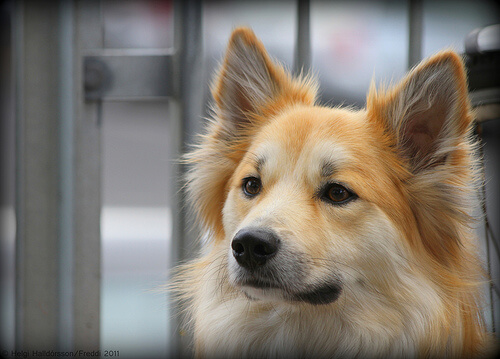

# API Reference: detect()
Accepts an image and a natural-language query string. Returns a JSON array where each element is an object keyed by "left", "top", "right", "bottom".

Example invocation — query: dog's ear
[
  {"left": 368, "top": 53, "right": 480, "bottom": 277},
  {"left": 212, "top": 27, "right": 316, "bottom": 137},
  {"left": 367, "top": 51, "right": 473, "bottom": 171}
]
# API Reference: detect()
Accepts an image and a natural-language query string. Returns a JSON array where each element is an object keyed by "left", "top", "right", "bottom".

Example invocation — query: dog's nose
[{"left": 231, "top": 228, "right": 280, "bottom": 269}]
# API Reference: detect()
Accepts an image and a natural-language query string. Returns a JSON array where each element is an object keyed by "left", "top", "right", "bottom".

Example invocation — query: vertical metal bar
[
  {"left": 174, "top": 0, "right": 203, "bottom": 148},
  {"left": 72, "top": 0, "right": 102, "bottom": 350},
  {"left": 16, "top": 0, "right": 102, "bottom": 351},
  {"left": 408, "top": 0, "right": 423, "bottom": 69},
  {"left": 294, "top": 0, "right": 311, "bottom": 76},
  {"left": 14, "top": 0, "right": 25, "bottom": 350},
  {"left": 478, "top": 128, "right": 496, "bottom": 334},
  {"left": 15, "top": 0, "right": 61, "bottom": 350},
  {"left": 171, "top": 0, "right": 203, "bottom": 357},
  {"left": 58, "top": 0, "right": 75, "bottom": 351}
]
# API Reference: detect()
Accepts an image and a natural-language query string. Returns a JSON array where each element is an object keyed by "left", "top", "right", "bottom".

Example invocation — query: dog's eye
[
  {"left": 242, "top": 177, "right": 262, "bottom": 197},
  {"left": 323, "top": 183, "right": 356, "bottom": 204}
]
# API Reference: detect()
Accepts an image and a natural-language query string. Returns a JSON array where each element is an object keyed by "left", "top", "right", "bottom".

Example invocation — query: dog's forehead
[
  {"left": 250, "top": 106, "right": 361, "bottom": 178},
  {"left": 252, "top": 139, "right": 348, "bottom": 176}
]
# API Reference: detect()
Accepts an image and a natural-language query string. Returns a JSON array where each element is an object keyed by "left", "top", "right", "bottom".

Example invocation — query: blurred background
[{"left": 1, "top": 0, "right": 499, "bottom": 358}]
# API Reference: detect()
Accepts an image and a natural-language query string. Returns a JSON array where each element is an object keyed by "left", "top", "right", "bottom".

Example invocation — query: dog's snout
[{"left": 232, "top": 228, "right": 280, "bottom": 269}]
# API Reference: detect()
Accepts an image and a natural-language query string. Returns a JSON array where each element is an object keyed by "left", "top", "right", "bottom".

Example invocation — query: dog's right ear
[{"left": 212, "top": 27, "right": 316, "bottom": 137}]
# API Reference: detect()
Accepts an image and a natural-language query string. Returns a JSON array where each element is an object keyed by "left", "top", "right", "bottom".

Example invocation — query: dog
[{"left": 172, "top": 27, "right": 494, "bottom": 358}]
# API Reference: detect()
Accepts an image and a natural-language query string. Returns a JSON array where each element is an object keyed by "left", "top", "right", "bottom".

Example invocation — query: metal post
[
  {"left": 294, "top": 0, "right": 311, "bottom": 76},
  {"left": 15, "top": 0, "right": 102, "bottom": 352},
  {"left": 15, "top": 0, "right": 61, "bottom": 350},
  {"left": 58, "top": 0, "right": 75, "bottom": 351},
  {"left": 72, "top": 0, "right": 102, "bottom": 350},
  {"left": 14, "top": 0, "right": 25, "bottom": 350},
  {"left": 408, "top": 0, "right": 423, "bottom": 69},
  {"left": 174, "top": 0, "right": 203, "bottom": 148},
  {"left": 171, "top": 0, "right": 203, "bottom": 357}
]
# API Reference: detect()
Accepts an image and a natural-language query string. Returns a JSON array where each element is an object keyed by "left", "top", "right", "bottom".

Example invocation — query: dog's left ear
[{"left": 367, "top": 51, "right": 473, "bottom": 171}]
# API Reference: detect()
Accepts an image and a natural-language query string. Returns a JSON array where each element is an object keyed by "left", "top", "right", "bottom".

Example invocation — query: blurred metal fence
[
  {"left": 14, "top": 0, "right": 203, "bottom": 356},
  {"left": 10, "top": 0, "right": 499, "bottom": 357}
]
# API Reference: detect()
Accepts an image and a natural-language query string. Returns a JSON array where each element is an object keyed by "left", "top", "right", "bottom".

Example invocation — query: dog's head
[{"left": 186, "top": 28, "right": 477, "bottom": 306}]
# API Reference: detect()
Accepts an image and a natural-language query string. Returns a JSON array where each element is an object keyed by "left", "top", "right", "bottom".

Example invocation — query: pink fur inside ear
[{"left": 404, "top": 100, "right": 448, "bottom": 159}]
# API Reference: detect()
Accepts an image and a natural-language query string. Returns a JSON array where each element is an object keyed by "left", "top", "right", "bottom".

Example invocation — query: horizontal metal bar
[
  {"left": 84, "top": 49, "right": 175, "bottom": 101},
  {"left": 470, "top": 88, "right": 500, "bottom": 107}
]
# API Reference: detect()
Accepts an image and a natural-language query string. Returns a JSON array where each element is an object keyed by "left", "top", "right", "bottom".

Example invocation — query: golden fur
[{"left": 172, "top": 27, "right": 494, "bottom": 358}]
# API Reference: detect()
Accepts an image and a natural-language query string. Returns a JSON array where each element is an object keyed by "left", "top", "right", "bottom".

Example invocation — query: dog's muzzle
[
  {"left": 230, "top": 227, "right": 343, "bottom": 305},
  {"left": 231, "top": 227, "right": 280, "bottom": 270}
]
